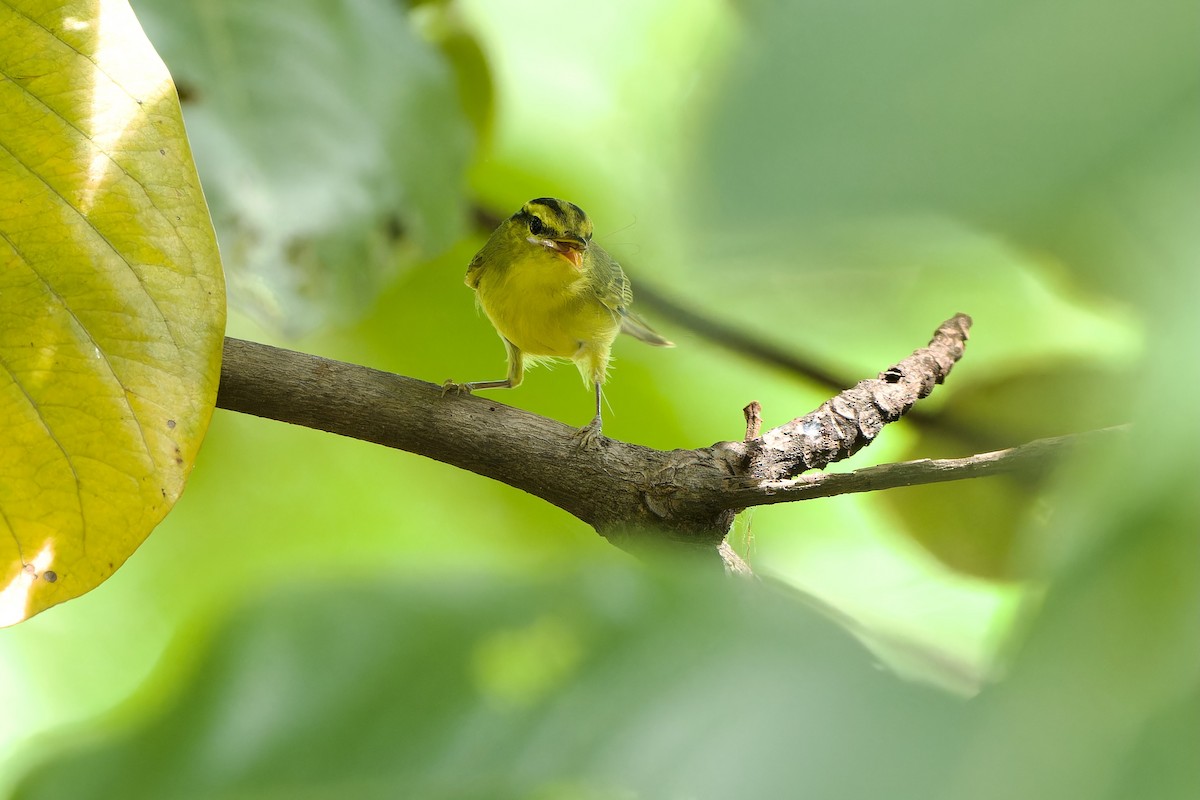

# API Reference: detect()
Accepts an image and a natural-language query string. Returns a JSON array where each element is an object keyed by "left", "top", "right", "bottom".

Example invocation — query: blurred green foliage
[
  {"left": 2, "top": 0, "right": 1197, "bottom": 797},
  {"left": 11, "top": 565, "right": 968, "bottom": 800},
  {"left": 133, "top": 0, "right": 474, "bottom": 334}
]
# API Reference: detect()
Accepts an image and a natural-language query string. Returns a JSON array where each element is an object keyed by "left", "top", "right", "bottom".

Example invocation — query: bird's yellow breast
[{"left": 475, "top": 251, "right": 619, "bottom": 359}]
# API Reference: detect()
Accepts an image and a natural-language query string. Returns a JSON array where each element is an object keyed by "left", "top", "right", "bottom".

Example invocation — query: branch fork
[{"left": 215, "top": 312, "right": 1103, "bottom": 569}]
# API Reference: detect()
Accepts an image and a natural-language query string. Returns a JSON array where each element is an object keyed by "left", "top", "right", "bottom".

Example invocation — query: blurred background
[{"left": 2, "top": 0, "right": 1196, "bottom": 797}]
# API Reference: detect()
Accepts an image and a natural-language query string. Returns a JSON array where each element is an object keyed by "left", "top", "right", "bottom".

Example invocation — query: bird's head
[{"left": 513, "top": 197, "right": 593, "bottom": 269}]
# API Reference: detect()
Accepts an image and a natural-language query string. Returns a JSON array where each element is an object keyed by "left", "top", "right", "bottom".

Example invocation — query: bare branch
[
  {"left": 721, "top": 428, "right": 1127, "bottom": 510},
  {"left": 632, "top": 282, "right": 992, "bottom": 449},
  {"left": 743, "top": 401, "right": 763, "bottom": 440},
  {"left": 745, "top": 314, "right": 972, "bottom": 482},
  {"left": 216, "top": 314, "right": 986, "bottom": 556},
  {"left": 718, "top": 541, "right": 755, "bottom": 576},
  {"left": 215, "top": 337, "right": 739, "bottom": 543},
  {"left": 633, "top": 281, "right": 851, "bottom": 391}
]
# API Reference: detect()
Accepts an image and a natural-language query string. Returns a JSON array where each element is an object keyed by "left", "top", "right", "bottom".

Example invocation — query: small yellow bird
[{"left": 444, "top": 197, "right": 673, "bottom": 444}]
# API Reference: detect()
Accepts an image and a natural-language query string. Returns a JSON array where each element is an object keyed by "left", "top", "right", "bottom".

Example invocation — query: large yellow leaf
[{"left": 0, "top": 0, "right": 225, "bottom": 624}]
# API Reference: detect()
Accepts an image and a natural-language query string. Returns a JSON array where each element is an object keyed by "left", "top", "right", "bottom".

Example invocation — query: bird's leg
[
  {"left": 441, "top": 377, "right": 512, "bottom": 396},
  {"left": 574, "top": 380, "right": 605, "bottom": 448},
  {"left": 443, "top": 340, "right": 524, "bottom": 396}
]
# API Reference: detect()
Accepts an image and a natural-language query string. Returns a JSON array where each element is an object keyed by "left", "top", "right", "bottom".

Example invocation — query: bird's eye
[{"left": 528, "top": 216, "right": 545, "bottom": 236}]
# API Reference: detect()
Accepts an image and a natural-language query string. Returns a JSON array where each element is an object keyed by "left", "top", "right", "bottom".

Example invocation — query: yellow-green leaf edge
[{"left": 0, "top": 0, "right": 226, "bottom": 624}]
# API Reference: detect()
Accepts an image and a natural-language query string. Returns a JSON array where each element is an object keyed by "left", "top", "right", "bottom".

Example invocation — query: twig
[
  {"left": 743, "top": 401, "right": 763, "bottom": 440},
  {"left": 634, "top": 281, "right": 851, "bottom": 391},
  {"left": 721, "top": 428, "right": 1126, "bottom": 510},
  {"left": 722, "top": 401, "right": 766, "bottom": 575}
]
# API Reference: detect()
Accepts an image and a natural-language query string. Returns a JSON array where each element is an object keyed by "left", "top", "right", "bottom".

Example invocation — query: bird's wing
[
  {"left": 464, "top": 251, "right": 486, "bottom": 289},
  {"left": 587, "top": 245, "right": 634, "bottom": 315},
  {"left": 619, "top": 310, "right": 674, "bottom": 347},
  {"left": 588, "top": 245, "right": 674, "bottom": 347}
]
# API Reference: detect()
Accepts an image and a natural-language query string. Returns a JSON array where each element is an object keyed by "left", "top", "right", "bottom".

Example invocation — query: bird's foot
[
  {"left": 441, "top": 379, "right": 472, "bottom": 398},
  {"left": 573, "top": 416, "right": 605, "bottom": 450}
]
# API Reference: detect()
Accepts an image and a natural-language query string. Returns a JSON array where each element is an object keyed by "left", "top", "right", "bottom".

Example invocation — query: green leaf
[
  {"left": 410, "top": 0, "right": 496, "bottom": 144},
  {"left": 0, "top": 0, "right": 225, "bottom": 625},
  {"left": 945, "top": 509, "right": 1200, "bottom": 800},
  {"left": 132, "top": 0, "right": 474, "bottom": 333},
  {"left": 12, "top": 544, "right": 1196, "bottom": 799},
  {"left": 694, "top": 0, "right": 1197, "bottom": 249},
  {"left": 8, "top": 565, "right": 965, "bottom": 799},
  {"left": 679, "top": 0, "right": 1185, "bottom": 361}
]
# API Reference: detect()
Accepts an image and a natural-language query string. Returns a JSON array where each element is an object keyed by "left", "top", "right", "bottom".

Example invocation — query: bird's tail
[{"left": 619, "top": 310, "right": 674, "bottom": 347}]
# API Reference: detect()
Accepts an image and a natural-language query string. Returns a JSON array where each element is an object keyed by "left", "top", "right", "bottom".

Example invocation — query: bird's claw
[
  {"left": 573, "top": 417, "right": 604, "bottom": 450},
  {"left": 441, "top": 379, "right": 471, "bottom": 398}
]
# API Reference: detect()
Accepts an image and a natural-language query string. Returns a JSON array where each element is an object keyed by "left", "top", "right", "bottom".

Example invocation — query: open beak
[{"left": 532, "top": 236, "right": 586, "bottom": 269}]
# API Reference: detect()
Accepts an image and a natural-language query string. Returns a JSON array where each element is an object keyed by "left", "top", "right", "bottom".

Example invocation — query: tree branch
[
  {"left": 215, "top": 314, "right": 1004, "bottom": 559},
  {"left": 745, "top": 314, "right": 973, "bottom": 481},
  {"left": 633, "top": 280, "right": 852, "bottom": 391},
  {"left": 721, "top": 427, "right": 1126, "bottom": 510}
]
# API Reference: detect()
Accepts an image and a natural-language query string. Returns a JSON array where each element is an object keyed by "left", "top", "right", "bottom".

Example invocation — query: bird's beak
[
  {"left": 557, "top": 239, "right": 585, "bottom": 269},
  {"left": 534, "top": 236, "right": 586, "bottom": 269}
]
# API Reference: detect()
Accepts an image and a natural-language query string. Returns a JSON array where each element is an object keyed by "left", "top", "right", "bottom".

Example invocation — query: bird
[{"left": 443, "top": 197, "right": 673, "bottom": 446}]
